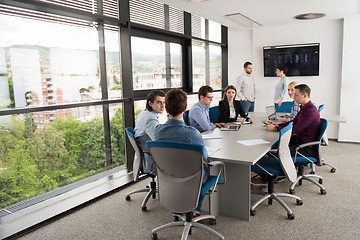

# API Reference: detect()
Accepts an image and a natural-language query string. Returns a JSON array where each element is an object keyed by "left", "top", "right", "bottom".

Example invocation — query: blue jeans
[
  {"left": 194, "top": 166, "right": 210, "bottom": 214},
  {"left": 240, "top": 100, "right": 254, "bottom": 113}
]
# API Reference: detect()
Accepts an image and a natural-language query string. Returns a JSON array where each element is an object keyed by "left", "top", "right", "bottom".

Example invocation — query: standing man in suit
[
  {"left": 236, "top": 61, "right": 255, "bottom": 113},
  {"left": 134, "top": 90, "right": 165, "bottom": 173}
]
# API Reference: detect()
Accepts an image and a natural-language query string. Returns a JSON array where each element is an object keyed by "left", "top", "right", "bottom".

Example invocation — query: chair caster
[
  {"left": 319, "top": 179, "right": 323, "bottom": 184},
  {"left": 152, "top": 192, "right": 157, "bottom": 199},
  {"left": 125, "top": 195, "right": 131, "bottom": 201},
  {"left": 146, "top": 185, "right": 150, "bottom": 188},
  {"left": 210, "top": 218, "right": 217, "bottom": 225},
  {"left": 250, "top": 210, "right": 256, "bottom": 216},
  {"left": 289, "top": 189, "right": 295, "bottom": 194},
  {"left": 320, "top": 189, "right": 327, "bottom": 195},
  {"left": 287, "top": 213, "right": 295, "bottom": 220},
  {"left": 330, "top": 168, "right": 336, "bottom": 173},
  {"left": 151, "top": 233, "right": 158, "bottom": 240},
  {"left": 309, "top": 171, "right": 315, "bottom": 174},
  {"left": 296, "top": 199, "right": 303, "bottom": 205},
  {"left": 173, "top": 215, "right": 180, "bottom": 222},
  {"left": 142, "top": 206, "right": 147, "bottom": 211}
]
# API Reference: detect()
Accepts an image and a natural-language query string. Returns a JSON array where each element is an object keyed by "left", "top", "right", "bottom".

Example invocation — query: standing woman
[
  {"left": 274, "top": 65, "right": 290, "bottom": 107},
  {"left": 216, "top": 85, "right": 253, "bottom": 123}
]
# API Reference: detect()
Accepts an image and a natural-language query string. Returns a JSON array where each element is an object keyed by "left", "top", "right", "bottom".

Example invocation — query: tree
[{"left": 110, "top": 108, "right": 125, "bottom": 166}]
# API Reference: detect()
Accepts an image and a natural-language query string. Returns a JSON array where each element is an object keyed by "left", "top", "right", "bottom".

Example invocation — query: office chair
[
  {"left": 124, "top": 127, "right": 157, "bottom": 211},
  {"left": 183, "top": 110, "right": 190, "bottom": 125},
  {"left": 209, "top": 106, "right": 219, "bottom": 123},
  {"left": 275, "top": 101, "right": 293, "bottom": 113},
  {"left": 251, "top": 122, "right": 303, "bottom": 220},
  {"left": 147, "top": 141, "right": 225, "bottom": 240},
  {"left": 317, "top": 104, "right": 336, "bottom": 173},
  {"left": 289, "top": 118, "right": 328, "bottom": 195}
]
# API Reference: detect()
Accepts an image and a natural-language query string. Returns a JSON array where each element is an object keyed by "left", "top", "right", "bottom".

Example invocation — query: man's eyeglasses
[{"left": 205, "top": 96, "right": 214, "bottom": 99}]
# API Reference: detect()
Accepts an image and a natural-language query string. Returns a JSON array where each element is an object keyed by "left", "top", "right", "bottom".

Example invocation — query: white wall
[
  {"left": 228, "top": 28, "right": 252, "bottom": 85},
  {"left": 339, "top": 15, "right": 360, "bottom": 142},
  {"left": 250, "top": 20, "right": 344, "bottom": 139}
]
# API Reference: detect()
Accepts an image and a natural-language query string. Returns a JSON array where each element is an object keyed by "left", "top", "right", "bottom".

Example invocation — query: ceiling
[{"left": 157, "top": 0, "right": 360, "bottom": 30}]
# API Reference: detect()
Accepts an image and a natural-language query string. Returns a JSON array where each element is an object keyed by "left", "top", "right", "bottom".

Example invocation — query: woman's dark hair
[
  {"left": 277, "top": 65, "right": 288, "bottom": 74},
  {"left": 223, "top": 85, "right": 237, "bottom": 100}
]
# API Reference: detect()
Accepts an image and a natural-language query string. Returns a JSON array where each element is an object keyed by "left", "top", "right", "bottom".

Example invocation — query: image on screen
[{"left": 263, "top": 43, "right": 319, "bottom": 77}]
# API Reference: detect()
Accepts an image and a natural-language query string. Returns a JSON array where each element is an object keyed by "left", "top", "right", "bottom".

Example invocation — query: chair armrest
[
  {"left": 296, "top": 141, "right": 321, "bottom": 150},
  {"left": 208, "top": 161, "right": 226, "bottom": 193}
]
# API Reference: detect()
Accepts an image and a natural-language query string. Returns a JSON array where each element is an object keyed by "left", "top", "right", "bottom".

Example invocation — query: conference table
[{"left": 203, "top": 112, "right": 278, "bottom": 221}]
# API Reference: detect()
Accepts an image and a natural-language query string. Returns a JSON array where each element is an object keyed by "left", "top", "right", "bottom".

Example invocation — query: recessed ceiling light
[
  {"left": 294, "top": 13, "right": 326, "bottom": 20},
  {"left": 226, "top": 12, "right": 262, "bottom": 28}
]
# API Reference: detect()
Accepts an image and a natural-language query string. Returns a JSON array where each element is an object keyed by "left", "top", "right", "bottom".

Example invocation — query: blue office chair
[
  {"left": 147, "top": 141, "right": 225, "bottom": 240},
  {"left": 124, "top": 127, "right": 157, "bottom": 211},
  {"left": 317, "top": 104, "right": 336, "bottom": 173},
  {"left": 209, "top": 106, "right": 219, "bottom": 123},
  {"left": 183, "top": 110, "right": 190, "bottom": 125},
  {"left": 275, "top": 101, "right": 293, "bottom": 113},
  {"left": 289, "top": 118, "right": 328, "bottom": 195},
  {"left": 251, "top": 122, "right": 303, "bottom": 220}
]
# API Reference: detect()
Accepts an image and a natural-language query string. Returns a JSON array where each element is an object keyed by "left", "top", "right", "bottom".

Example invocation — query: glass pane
[
  {"left": 209, "top": 20, "right": 222, "bottom": 43},
  {"left": 0, "top": 14, "right": 100, "bottom": 109},
  {"left": 192, "top": 15, "right": 205, "bottom": 39},
  {"left": 132, "top": 37, "right": 166, "bottom": 90},
  {"left": 0, "top": 105, "right": 109, "bottom": 209},
  {"left": 170, "top": 43, "right": 182, "bottom": 88},
  {"left": 192, "top": 40, "right": 206, "bottom": 92},
  {"left": 105, "top": 28, "right": 122, "bottom": 98},
  {"left": 186, "top": 92, "right": 221, "bottom": 110},
  {"left": 209, "top": 44, "right": 222, "bottom": 90},
  {"left": 109, "top": 103, "right": 126, "bottom": 166}
]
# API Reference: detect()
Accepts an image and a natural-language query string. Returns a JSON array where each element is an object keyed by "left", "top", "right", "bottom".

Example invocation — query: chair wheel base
[
  {"left": 151, "top": 233, "right": 158, "bottom": 240},
  {"left": 289, "top": 189, "right": 295, "bottom": 194},
  {"left": 142, "top": 206, "right": 147, "bottom": 211},
  {"left": 250, "top": 210, "right": 256, "bottom": 216},
  {"left": 287, "top": 213, "right": 295, "bottom": 220},
  {"left": 210, "top": 218, "right": 217, "bottom": 225},
  {"left": 320, "top": 189, "right": 327, "bottom": 195},
  {"left": 125, "top": 196, "right": 131, "bottom": 201},
  {"left": 296, "top": 199, "right": 303, "bottom": 205},
  {"left": 330, "top": 168, "right": 336, "bottom": 173}
]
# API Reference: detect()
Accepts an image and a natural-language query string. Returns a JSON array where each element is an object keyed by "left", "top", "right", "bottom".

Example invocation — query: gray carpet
[{"left": 19, "top": 140, "right": 360, "bottom": 240}]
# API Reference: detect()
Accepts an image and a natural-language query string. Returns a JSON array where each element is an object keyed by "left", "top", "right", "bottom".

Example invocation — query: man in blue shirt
[
  {"left": 134, "top": 90, "right": 165, "bottom": 173},
  {"left": 189, "top": 85, "right": 226, "bottom": 132},
  {"left": 155, "top": 88, "right": 209, "bottom": 216}
]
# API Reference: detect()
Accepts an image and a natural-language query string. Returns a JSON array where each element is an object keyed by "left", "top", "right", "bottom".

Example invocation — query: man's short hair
[
  {"left": 146, "top": 90, "right": 165, "bottom": 111},
  {"left": 165, "top": 88, "right": 187, "bottom": 116},
  {"left": 295, "top": 84, "right": 311, "bottom": 97},
  {"left": 244, "top": 62, "right": 252, "bottom": 68},
  {"left": 198, "top": 85, "right": 213, "bottom": 99},
  {"left": 277, "top": 65, "right": 288, "bottom": 74}
]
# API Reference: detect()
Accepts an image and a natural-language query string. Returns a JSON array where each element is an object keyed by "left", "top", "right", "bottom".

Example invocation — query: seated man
[
  {"left": 134, "top": 90, "right": 165, "bottom": 173},
  {"left": 266, "top": 84, "right": 320, "bottom": 156},
  {"left": 189, "top": 85, "right": 226, "bottom": 132},
  {"left": 155, "top": 88, "right": 209, "bottom": 216}
]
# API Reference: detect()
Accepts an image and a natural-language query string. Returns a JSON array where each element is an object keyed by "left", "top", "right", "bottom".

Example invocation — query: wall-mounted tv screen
[{"left": 263, "top": 43, "right": 319, "bottom": 77}]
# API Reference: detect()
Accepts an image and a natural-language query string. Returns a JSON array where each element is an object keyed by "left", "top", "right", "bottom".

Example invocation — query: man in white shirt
[
  {"left": 134, "top": 90, "right": 165, "bottom": 173},
  {"left": 236, "top": 62, "right": 255, "bottom": 113}
]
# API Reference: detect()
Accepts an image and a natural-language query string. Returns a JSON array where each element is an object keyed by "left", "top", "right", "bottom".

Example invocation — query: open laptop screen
[{"left": 265, "top": 105, "right": 276, "bottom": 119}]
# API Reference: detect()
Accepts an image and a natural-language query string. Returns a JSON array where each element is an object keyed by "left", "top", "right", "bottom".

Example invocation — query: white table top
[
  {"left": 203, "top": 119, "right": 278, "bottom": 165},
  {"left": 249, "top": 112, "right": 346, "bottom": 123}
]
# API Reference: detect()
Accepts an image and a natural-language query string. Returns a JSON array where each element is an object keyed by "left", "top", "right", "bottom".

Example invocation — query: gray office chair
[
  {"left": 251, "top": 122, "right": 303, "bottom": 220},
  {"left": 289, "top": 118, "right": 328, "bottom": 195},
  {"left": 124, "top": 127, "right": 157, "bottom": 211},
  {"left": 147, "top": 141, "right": 225, "bottom": 240}
]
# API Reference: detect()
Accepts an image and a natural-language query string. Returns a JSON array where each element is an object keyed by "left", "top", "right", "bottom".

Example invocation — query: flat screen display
[{"left": 263, "top": 43, "right": 319, "bottom": 77}]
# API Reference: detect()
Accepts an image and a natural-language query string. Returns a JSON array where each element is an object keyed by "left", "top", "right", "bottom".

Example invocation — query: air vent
[{"left": 294, "top": 13, "right": 325, "bottom": 20}]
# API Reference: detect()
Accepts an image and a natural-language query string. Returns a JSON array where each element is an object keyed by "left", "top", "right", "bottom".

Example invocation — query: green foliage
[
  {"left": 7, "top": 76, "right": 15, "bottom": 108},
  {"left": 110, "top": 108, "right": 125, "bottom": 165}
]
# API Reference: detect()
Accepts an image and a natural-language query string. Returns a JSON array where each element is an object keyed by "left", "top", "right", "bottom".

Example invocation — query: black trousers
[{"left": 289, "top": 135, "right": 315, "bottom": 157}]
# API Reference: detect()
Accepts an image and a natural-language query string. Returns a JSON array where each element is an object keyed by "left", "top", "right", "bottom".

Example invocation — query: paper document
[
  {"left": 201, "top": 132, "right": 223, "bottom": 140},
  {"left": 206, "top": 146, "right": 221, "bottom": 156},
  {"left": 237, "top": 139, "right": 270, "bottom": 146}
]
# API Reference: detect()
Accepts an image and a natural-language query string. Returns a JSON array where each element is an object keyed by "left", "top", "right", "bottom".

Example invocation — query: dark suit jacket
[{"left": 216, "top": 99, "right": 246, "bottom": 123}]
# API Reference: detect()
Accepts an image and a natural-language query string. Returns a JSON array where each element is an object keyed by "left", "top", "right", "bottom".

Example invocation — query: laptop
[
  {"left": 266, "top": 105, "right": 277, "bottom": 120},
  {"left": 220, "top": 124, "right": 241, "bottom": 131}
]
